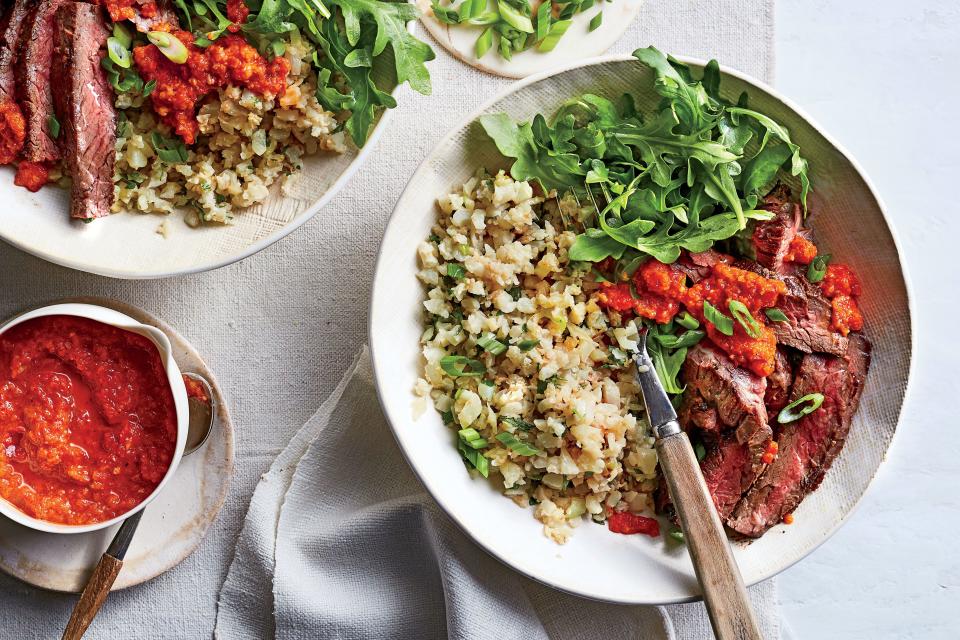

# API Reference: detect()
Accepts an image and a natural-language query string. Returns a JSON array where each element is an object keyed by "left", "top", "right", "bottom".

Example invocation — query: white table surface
[
  {"left": 0, "top": 1, "right": 955, "bottom": 638},
  {"left": 775, "top": 1, "right": 959, "bottom": 638}
]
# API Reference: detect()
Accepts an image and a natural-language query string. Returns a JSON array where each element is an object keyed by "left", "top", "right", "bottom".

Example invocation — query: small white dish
[
  {"left": 417, "top": 0, "right": 644, "bottom": 79},
  {"left": 0, "top": 303, "right": 189, "bottom": 535},
  {"left": 370, "top": 54, "right": 913, "bottom": 604}
]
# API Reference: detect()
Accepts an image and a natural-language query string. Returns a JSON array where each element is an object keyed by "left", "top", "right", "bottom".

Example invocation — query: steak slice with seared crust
[
  {"left": 17, "top": 0, "right": 69, "bottom": 163},
  {"left": 676, "top": 249, "right": 726, "bottom": 284},
  {"left": 764, "top": 347, "right": 794, "bottom": 413},
  {"left": 53, "top": 2, "right": 115, "bottom": 219},
  {"left": 0, "top": 0, "right": 30, "bottom": 104},
  {"left": 677, "top": 344, "right": 774, "bottom": 518},
  {"left": 753, "top": 184, "right": 802, "bottom": 272},
  {"left": 727, "top": 333, "right": 872, "bottom": 537}
]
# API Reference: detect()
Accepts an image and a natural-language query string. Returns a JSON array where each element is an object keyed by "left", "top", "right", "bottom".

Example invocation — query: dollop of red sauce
[
  {"left": 226, "top": 0, "right": 250, "bottom": 31},
  {"left": 0, "top": 99, "right": 26, "bottom": 166},
  {"left": 597, "top": 258, "right": 786, "bottom": 376},
  {"left": 133, "top": 32, "right": 290, "bottom": 143},
  {"left": 182, "top": 374, "right": 210, "bottom": 404},
  {"left": 97, "top": 0, "right": 159, "bottom": 22},
  {"left": 0, "top": 316, "right": 177, "bottom": 526},
  {"left": 820, "top": 263, "right": 863, "bottom": 336},
  {"left": 784, "top": 235, "right": 817, "bottom": 265},
  {"left": 14, "top": 161, "right": 49, "bottom": 192},
  {"left": 607, "top": 511, "right": 661, "bottom": 537}
]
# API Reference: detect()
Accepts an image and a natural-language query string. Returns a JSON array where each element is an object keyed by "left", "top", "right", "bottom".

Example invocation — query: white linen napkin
[{"left": 215, "top": 348, "right": 781, "bottom": 639}]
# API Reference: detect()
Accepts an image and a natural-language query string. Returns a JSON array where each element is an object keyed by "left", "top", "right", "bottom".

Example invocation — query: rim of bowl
[
  {"left": 0, "top": 303, "right": 190, "bottom": 534},
  {"left": 369, "top": 52, "right": 916, "bottom": 605},
  {"left": 0, "top": 22, "right": 416, "bottom": 280}
]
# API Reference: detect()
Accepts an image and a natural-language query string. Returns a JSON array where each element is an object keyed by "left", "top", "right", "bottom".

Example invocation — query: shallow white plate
[
  {"left": 370, "top": 54, "right": 914, "bottom": 604},
  {"left": 0, "top": 31, "right": 412, "bottom": 280},
  {"left": 417, "top": 0, "right": 643, "bottom": 79}
]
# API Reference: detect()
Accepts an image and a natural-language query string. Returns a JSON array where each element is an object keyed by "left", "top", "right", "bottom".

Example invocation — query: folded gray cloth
[{"left": 215, "top": 349, "right": 780, "bottom": 639}]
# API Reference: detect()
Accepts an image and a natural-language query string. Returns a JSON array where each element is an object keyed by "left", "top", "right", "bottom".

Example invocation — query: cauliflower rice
[
  {"left": 415, "top": 170, "right": 660, "bottom": 544},
  {"left": 112, "top": 34, "right": 345, "bottom": 226}
]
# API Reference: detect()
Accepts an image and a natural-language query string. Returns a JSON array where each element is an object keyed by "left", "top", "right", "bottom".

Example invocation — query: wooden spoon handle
[
  {"left": 656, "top": 431, "right": 763, "bottom": 640},
  {"left": 61, "top": 554, "right": 123, "bottom": 640}
]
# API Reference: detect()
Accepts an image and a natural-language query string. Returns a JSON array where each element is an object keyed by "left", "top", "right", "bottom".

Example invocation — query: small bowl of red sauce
[{"left": 0, "top": 303, "right": 188, "bottom": 534}]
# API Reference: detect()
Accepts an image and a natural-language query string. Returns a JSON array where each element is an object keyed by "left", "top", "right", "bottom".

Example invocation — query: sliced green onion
[
  {"left": 458, "top": 427, "right": 488, "bottom": 449},
  {"left": 467, "top": 10, "right": 499, "bottom": 25},
  {"left": 588, "top": 10, "right": 602, "bottom": 31},
  {"left": 676, "top": 311, "right": 700, "bottom": 330},
  {"left": 537, "top": 19, "right": 571, "bottom": 52},
  {"left": 477, "top": 333, "right": 507, "bottom": 355},
  {"left": 668, "top": 527, "right": 685, "bottom": 543},
  {"left": 765, "top": 308, "right": 789, "bottom": 322},
  {"left": 654, "top": 330, "right": 704, "bottom": 349},
  {"left": 497, "top": 0, "right": 534, "bottom": 33},
  {"left": 703, "top": 300, "right": 734, "bottom": 336},
  {"left": 777, "top": 393, "right": 825, "bottom": 423},
  {"left": 431, "top": 0, "right": 462, "bottom": 23},
  {"left": 502, "top": 416, "right": 535, "bottom": 431},
  {"left": 498, "top": 35, "right": 513, "bottom": 61},
  {"left": 440, "top": 355, "right": 486, "bottom": 377},
  {"left": 147, "top": 31, "right": 189, "bottom": 64},
  {"left": 460, "top": 0, "right": 486, "bottom": 20},
  {"left": 446, "top": 262, "right": 466, "bottom": 280},
  {"left": 458, "top": 440, "right": 489, "bottom": 476},
  {"left": 535, "top": 0, "right": 551, "bottom": 41},
  {"left": 516, "top": 339, "right": 539, "bottom": 352},
  {"left": 728, "top": 300, "right": 762, "bottom": 338},
  {"left": 807, "top": 253, "right": 831, "bottom": 283},
  {"left": 495, "top": 432, "right": 541, "bottom": 456},
  {"left": 112, "top": 23, "right": 133, "bottom": 49},
  {"left": 107, "top": 37, "right": 132, "bottom": 69},
  {"left": 46, "top": 114, "right": 60, "bottom": 139},
  {"left": 475, "top": 27, "right": 494, "bottom": 57}
]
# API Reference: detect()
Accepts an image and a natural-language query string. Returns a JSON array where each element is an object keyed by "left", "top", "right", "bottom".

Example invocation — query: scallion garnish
[
  {"left": 446, "top": 263, "right": 466, "bottom": 280},
  {"left": 147, "top": 31, "right": 189, "bottom": 64},
  {"left": 107, "top": 37, "right": 132, "bottom": 69},
  {"left": 475, "top": 26, "right": 494, "bottom": 57},
  {"left": 497, "top": 0, "right": 533, "bottom": 33},
  {"left": 703, "top": 300, "right": 734, "bottom": 336},
  {"left": 47, "top": 114, "right": 60, "bottom": 139},
  {"left": 495, "top": 432, "right": 541, "bottom": 456},
  {"left": 516, "top": 339, "right": 538, "bottom": 352},
  {"left": 477, "top": 333, "right": 507, "bottom": 355},
  {"left": 112, "top": 22, "right": 133, "bottom": 49},
  {"left": 537, "top": 19, "right": 571, "bottom": 52},
  {"left": 458, "top": 440, "right": 489, "bottom": 476},
  {"left": 807, "top": 253, "right": 831, "bottom": 283},
  {"left": 588, "top": 10, "right": 602, "bottom": 31},
  {"left": 439, "top": 355, "right": 486, "bottom": 377},
  {"left": 502, "top": 416, "right": 535, "bottom": 432},
  {"left": 676, "top": 311, "right": 700, "bottom": 330},
  {"left": 765, "top": 308, "right": 788, "bottom": 322},
  {"left": 728, "top": 300, "right": 762, "bottom": 338},
  {"left": 458, "top": 427, "right": 488, "bottom": 449},
  {"left": 668, "top": 527, "right": 685, "bottom": 543},
  {"left": 777, "top": 393, "right": 825, "bottom": 423}
]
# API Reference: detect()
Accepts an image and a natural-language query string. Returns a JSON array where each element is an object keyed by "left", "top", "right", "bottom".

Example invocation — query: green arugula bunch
[
  {"left": 430, "top": 0, "right": 605, "bottom": 60},
  {"left": 480, "top": 46, "right": 810, "bottom": 264},
  {"left": 171, "top": 0, "right": 434, "bottom": 146}
]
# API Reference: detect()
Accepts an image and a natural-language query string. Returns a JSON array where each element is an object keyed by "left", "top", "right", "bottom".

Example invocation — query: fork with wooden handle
[{"left": 635, "top": 329, "right": 763, "bottom": 640}]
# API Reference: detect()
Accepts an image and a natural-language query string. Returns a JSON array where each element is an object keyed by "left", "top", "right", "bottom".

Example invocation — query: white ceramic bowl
[
  {"left": 0, "top": 303, "right": 189, "bottom": 534},
  {"left": 370, "top": 54, "right": 913, "bottom": 604}
]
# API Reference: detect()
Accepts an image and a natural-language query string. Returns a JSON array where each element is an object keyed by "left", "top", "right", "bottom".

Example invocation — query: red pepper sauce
[
  {"left": 183, "top": 374, "right": 210, "bottom": 404},
  {"left": 784, "top": 235, "right": 817, "bottom": 265},
  {"left": 226, "top": 0, "right": 250, "bottom": 31},
  {"left": 13, "top": 161, "right": 49, "bottom": 192},
  {"left": 0, "top": 99, "right": 26, "bottom": 166},
  {"left": 133, "top": 32, "right": 290, "bottom": 144},
  {"left": 97, "top": 0, "right": 159, "bottom": 23},
  {"left": 607, "top": 511, "right": 661, "bottom": 537},
  {"left": 0, "top": 316, "right": 177, "bottom": 526},
  {"left": 597, "top": 258, "right": 786, "bottom": 377},
  {"left": 820, "top": 263, "right": 864, "bottom": 336}
]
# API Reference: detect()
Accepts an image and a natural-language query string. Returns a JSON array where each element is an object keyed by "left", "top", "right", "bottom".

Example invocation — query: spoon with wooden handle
[
  {"left": 635, "top": 329, "right": 762, "bottom": 640},
  {"left": 61, "top": 373, "right": 217, "bottom": 640}
]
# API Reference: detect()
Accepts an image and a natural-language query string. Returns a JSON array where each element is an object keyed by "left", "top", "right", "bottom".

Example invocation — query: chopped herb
[
  {"left": 508, "top": 286, "right": 522, "bottom": 300},
  {"left": 150, "top": 131, "right": 189, "bottom": 164},
  {"left": 728, "top": 300, "right": 762, "bottom": 338},
  {"left": 765, "top": 308, "right": 789, "bottom": 322},
  {"left": 668, "top": 527, "right": 685, "bottom": 543},
  {"left": 477, "top": 333, "right": 507, "bottom": 355},
  {"left": 693, "top": 441, "right": 706, "bottom": 461},
  {"left": 517, "top": 339, "right": 539, "bottom": 352},
  {"left": 503, "top": 416, "right": 535, "bottom": 432},
  {"left": 46, "top": 114, "right": 60, "bottom": 140},
  {"left": 703, "top": 300, "right": 734, "bottom": 336},
  {"left": 440, "top": 355, "right": 486, "bottom": 377},
  {"left": 653, "top": 330, "right": 704, "bottom": 350},
  {"left": 495, "top": 432, "right": 540, "bottom": 456},
  {"left": 528, "top": 496, "right": 539, "bottom": 506},
  {"left": 441, "top": 409, "right": 455, "bottom": 425},
  {"left": 446, "top": 262, "right": 466, "bottom": 280}
]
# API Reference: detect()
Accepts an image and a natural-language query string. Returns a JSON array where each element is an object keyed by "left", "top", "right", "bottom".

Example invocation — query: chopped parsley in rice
[{"left": 415, "top": 170, "right": 660, "bottom": 543}]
